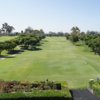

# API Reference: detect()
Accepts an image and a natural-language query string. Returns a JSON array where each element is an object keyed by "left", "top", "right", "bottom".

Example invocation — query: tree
[
  {"left": 79, "top": 32, "right": 85, "bottom": 41},
  {"left": 71, "top": 27, "right": 80, "bottom": 34},
  {"left": 4, "top": 40, "right": 17, "bottom": 53},
  {"left": 70, "top": 26, "right": 80, "bottom": 42},
  {"left": 7, "top": 26, "right": 14, "bottom": 34},
  {"left": 0, "top": 42, "right": 4, "bottom": 55},
  {"left": 57, "top": 32, "right": 65, "bottom": 37},
  {"left": 0, "top": 29, "right": 2, "bottom": 35},
  {"left": 25, "top": 27, "right": 33, "bottom": 33},
  {"left": 2, "top": 23, "right": 15, "bottom": 35},
  {"left": 65, "top": 33, "right": 70, "bottom": 39},
  {"left": 17, "top": 32, "right": 45, "bottom": 50}
]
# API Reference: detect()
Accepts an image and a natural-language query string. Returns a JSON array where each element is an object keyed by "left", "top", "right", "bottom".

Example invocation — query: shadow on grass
[
  {"left": 33, "top": 47, "right": 42, "bottom": 51},
  {"left": 0, "top": 50, "right": 25, "bottom": 59},
  {"left": 0, "top": 55, "right": 15, "bottom": 59},
  {"left": 7, "top": 50, "right": 24, "bottom": 54},
  {"left": 28, "top": 47, "right": 42, "bottom": 51}
]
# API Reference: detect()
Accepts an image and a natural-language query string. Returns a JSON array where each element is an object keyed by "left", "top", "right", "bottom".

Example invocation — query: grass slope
[{"left": 0, "top": 37, "right": 100, "bottom": 88}]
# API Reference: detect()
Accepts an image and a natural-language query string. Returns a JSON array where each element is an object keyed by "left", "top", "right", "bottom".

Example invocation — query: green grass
[
  {"left": 0, "top": 36, "right": 16, "bottom": 42},
  {"left": 0, "top": 90, "right": 71, "bottom": 99},
  {"left": 0, "top": 37, "right": 100, "bottom": 88}
]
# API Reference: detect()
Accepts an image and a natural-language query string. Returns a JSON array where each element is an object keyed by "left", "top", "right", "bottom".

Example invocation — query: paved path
[{"left": 71, "top": 89, "right": 100, "bottom": 100}]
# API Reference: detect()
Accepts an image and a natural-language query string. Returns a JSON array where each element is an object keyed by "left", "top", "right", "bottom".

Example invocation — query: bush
[{"left": 0, "top": 80, "right": 71, "bottom": 99}]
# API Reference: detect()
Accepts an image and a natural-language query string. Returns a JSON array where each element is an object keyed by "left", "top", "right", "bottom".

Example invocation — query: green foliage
[
  {"left": 0, "top": 80, "right": 71, "bottom": 99},
  {"left": 4, "top": 40, "right": 17, "bottom": 52},
  {"left": 66, "top": 26, "right": 80, "bottom": 42},
  {"left": 89, "top": 78, "right": 100, "bottom": 96},
  {"left": 0, "top": 29, "right": 45, "bottom": 55},
  {"left": 66, "top": 27, "right": 100, "bottom": 56},
  {"left": 0, "top": 39, "right": 18, "bottom": 55},
  {"left": 0, "top": 42, "right": 5, "bottom": 55},
  {"left": 17, "top": 34, "right": 44, "bottom": 50},
  {"left": 46, "top": 32, "right": 65, "bottom": 37},
  {"left": 84, "top": 32, "right": 100, "bottom": 55},
  {"left": 70, "top": 26, "right": 80, "bottom": 42},
  {"left": 70, "top": 34, "right": 79, "bottom": 42},
  {"left": 0, "top": 90, "right": 71, "bottom": 99},
  {"left": 0, "top": 80, "right": 68, "bottom": 93}
]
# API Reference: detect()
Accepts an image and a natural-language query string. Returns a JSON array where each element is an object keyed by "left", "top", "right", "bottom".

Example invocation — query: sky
[{"left": 0, "top": 0, "right": 100, "bottom": 33}]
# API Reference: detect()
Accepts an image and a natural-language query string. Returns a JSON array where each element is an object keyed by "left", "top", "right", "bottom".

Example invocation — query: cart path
[{"left": 71, "top": 89, "right": 100, "bottom": 100}]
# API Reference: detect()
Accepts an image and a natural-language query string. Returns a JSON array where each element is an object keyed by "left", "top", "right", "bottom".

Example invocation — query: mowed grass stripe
[{"left": 0, "top": 37, "right": 100, "bottom": 88}]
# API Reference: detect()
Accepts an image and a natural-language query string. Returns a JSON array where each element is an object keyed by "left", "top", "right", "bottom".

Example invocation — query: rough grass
[{"left": 0, "top": 37, "right": 100, "bottom": 88}]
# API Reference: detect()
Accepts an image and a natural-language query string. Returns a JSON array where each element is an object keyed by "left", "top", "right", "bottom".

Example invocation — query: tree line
[
  {"left": 0, "top": 25, "right": 45, "bottom": 56},
  {"left": 66, "top": 26, "right": 100, "bottom": 55},
  {"left": 1, "top": 22, "right": 100, "bottom": 56},
  {"left": 46, "top": 32, "right": 67, "bottom": 37}
]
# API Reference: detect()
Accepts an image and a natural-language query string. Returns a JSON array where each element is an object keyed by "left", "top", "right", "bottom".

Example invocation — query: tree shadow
[
  {"left": 0, "top": 55, "right": 15, "bottom": 59},
  {"left": 28, "top": 47, "right": 42, "bottom": 51},
  {"left": 0, "top": 50, "right": 25, "bottom": 59},
  {"left": 7, "top": 50, "right": 24, "bottom": 54},
  {"left": 33, "top": 47, "right": 42, "bottom": 51}
]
